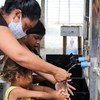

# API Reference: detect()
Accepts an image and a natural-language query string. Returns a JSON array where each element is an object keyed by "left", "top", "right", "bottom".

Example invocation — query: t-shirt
[
  {"left": 4, "top": 86, "right": 31, "bottom": 100},
  {"left": 0, "top": 14, "right": 8, "bottom": 27}
]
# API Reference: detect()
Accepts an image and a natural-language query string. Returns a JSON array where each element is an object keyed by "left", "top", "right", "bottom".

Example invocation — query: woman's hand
[{"left": 54, "top": 68, "right": 71, "bottom": 82}]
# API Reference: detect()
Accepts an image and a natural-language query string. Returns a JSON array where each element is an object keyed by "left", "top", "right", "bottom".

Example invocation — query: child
[
  {"left": 18, "top": 21, "right": 48, "bottom": 82},
  {"left": 0, "top": 58, "right": 69, "bottom": 100},
  {"left": 19, "top": 21, "right": 75, "bottom": 96},
  {"left": 19, "top": 20, "right": 45, "bottom": 57}
]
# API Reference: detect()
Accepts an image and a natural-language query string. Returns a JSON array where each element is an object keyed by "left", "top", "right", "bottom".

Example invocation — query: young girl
[{"left": 0, "top": 58, "right": 69, "bottom": 100}]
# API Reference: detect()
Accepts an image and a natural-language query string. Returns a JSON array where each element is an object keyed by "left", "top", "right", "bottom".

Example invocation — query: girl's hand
[
  {"left": 55, "top": 79, "right": 76, "bottom": 96},
  {"left": 67, "top": 83, "right": 76, "bottom": 96},
  {"left": 53, "top": 89, "right": 70, "bottom": 100}
]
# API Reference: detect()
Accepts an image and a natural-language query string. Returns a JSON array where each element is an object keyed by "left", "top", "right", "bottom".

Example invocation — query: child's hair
[
  {"left": 0, "top": 58, "right": 32, "bottom": 83},
  {"left": 26, "top": 20, "right": 45, "bottom": 36}
]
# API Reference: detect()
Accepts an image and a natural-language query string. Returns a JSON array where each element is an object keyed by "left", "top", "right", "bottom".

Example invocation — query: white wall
[
  {"left": 0, "top": 0, "right": 6, "bottom": 7},
  {"left": 45, "top": 0, "right": 84, "bottom": 25}
]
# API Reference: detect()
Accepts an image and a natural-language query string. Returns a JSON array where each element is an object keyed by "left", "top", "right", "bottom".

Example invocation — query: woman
[{"left": 0, "top": 0, "right": 70, "bottom": 83}]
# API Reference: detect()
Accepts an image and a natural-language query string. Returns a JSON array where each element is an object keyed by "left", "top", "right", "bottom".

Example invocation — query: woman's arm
[
  {"left": 0, "top": 26, "right": 56, "bottom": 74},
  {"left": 0, "top": 26, "right": 70, "bottom": 82}
]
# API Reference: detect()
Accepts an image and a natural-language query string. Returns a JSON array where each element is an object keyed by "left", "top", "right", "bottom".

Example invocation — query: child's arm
[
  {"left": 9, "top": 87, "right": 58, "bottom": 100},
  {"left": 37, "top": 72, "right": 76, "bottom": 94},
  {"left": 30, "top": 85, "right": 70, "bottom": 100},
  {"left": 37, "top": 72, "right": 56, "bottom": 84},
  {"left": 30, "top": 85, "right": 55, "bottom": 93}
]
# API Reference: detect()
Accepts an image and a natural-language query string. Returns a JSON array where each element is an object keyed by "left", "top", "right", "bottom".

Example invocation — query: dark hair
[
  {"left": 0, "top": 58, "right": 32, "bottom": 82},
  {"left": 0, "top": 0, "right": 41, "bottom": 20},
  {"left": 26, "top": 20, "right": 46, "bottom": 36}
]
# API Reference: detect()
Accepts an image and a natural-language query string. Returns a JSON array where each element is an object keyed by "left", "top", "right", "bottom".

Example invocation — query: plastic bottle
[{"left": 66, "top": 37, "right": 77, "bottom": 55}]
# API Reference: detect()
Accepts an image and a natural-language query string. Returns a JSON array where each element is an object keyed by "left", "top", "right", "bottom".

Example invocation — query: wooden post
[
  {"left": 63, "top": 36, "right": 67, "bottom": 55},
  {"left": 78, "top": 36, "right": 82, "bottom": 55}
]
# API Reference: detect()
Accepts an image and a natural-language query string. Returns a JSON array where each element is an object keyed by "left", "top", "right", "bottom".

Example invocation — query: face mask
[{"left": 8, "top": 14, "right": 26, "bottom": 39}]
